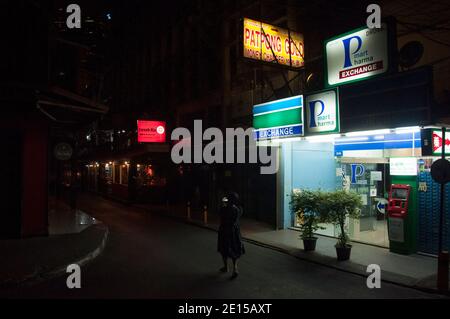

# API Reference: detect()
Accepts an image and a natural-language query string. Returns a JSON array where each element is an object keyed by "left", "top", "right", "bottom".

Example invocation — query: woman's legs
[
  {"left": 231, "top": 258, "right": 239, "bottom": 279},
  {"left": 220, "top": 254, "right": 228, "bottom": 272}
]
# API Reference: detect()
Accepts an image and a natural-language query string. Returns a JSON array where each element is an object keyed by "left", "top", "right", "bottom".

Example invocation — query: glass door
[{"left": 339, "top": 161, "right": 390, "bottom": 247}]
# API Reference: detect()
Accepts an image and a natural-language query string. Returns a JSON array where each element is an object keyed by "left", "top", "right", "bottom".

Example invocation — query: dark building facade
[
  {"left": 0, "top": 0, "right": 110, "bottom": 238},
  {"left": 78, "top": 0, "right": 450, "bottom": 232}
]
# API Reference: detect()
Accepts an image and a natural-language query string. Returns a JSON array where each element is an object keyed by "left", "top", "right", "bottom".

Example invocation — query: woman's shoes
[
  {"left": 230, "top": 271, "right": 239, "bottom": 280},
  {"left": 219, "top": 266, "right": 228, "bottom": 273}
]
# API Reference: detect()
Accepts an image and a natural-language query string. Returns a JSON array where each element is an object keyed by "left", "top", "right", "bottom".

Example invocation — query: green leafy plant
[
  {"left": 323, "top": 190, "right": 362, "bottom": 248},
  {"left": 290, "top": 190, "right": 326, "bottom": 240}
]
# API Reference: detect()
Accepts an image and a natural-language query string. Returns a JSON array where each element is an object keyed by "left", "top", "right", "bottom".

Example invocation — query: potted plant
[
  {"left": 323, "top": 190, "right": 362, "bottom": 261},
  {"left": 290, "top": 190, "right": 326, "bottom": 251}
]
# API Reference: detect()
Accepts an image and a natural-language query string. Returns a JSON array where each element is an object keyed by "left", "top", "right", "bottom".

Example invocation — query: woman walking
[{"left": 217, "top": 192, "right": 245, "bottom": 280}]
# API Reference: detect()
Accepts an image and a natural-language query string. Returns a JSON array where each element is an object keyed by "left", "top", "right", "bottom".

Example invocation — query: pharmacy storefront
[
  {"left": 253, "top": 80, "right": 449, "bottom": 255},
  {"left": 252, "top": 21, "right": 448, "bottom": 255}
]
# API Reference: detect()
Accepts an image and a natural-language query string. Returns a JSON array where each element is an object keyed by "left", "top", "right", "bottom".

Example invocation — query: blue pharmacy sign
[
  {"left": 305, "top": 89, "right": 340, "bottom": 135},
  {"left": 351, "top": 164, "right": 365, "bottom": 184}
]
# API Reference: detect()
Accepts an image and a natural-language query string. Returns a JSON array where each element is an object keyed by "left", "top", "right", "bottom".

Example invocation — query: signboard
[
  {"left": 432, "top": 130, "right": 450, "bottom": 156},
  {"left": 371, "top": 171, "right": 383, "bottom": 181},
  {"left": 243, "top": 18, "right": 304, "bottom": 68},
  {"left": 325, "top": 23, "right": 389, "bottom": 87},
  {"left": 54, "top": 143, "right": 73, "bottom": 161},
  {"left": 304, "top": 89, "right": 340, "bottom": 135},
  {"left": 137, "top": 120, "right": 166, "bottom": 143},
  {"left": 431, "top": 159, "right": 450, "bottom": 184},
  {"left": 253, "top": 95, "right": 303, "bottom": 140},
  {"left": 390, "top": 157, "right": 417, "bottom": 176},
  {"left": 388, "top": 217, "right": 404, "bottom": 243},
  {"left": 421, "top": 128, "right": 450, "bottom": 156},
  {"left": 376, "top": 199, "right": 388, "bottom": 214}
]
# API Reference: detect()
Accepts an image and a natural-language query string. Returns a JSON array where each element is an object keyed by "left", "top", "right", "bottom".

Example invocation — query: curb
[{"left": 0, "top": 224, "right": 109, "bottom": 289}]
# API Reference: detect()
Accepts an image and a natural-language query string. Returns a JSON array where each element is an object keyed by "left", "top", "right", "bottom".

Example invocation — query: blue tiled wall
[{"left": 418, "top": 171, "right": 450, "bottom": 255}]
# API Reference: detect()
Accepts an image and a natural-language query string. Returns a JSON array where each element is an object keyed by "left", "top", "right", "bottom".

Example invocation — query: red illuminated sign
[
  {"left": 137, "top": 120, "right": 166, "bottom": 143},
  {"left": 432, "top": 130, "right": 450, "bottom": 154}
]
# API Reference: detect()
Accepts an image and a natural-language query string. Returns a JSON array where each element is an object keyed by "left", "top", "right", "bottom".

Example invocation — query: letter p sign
[
  {"left": 351, "top": 164, "right": 365, "bottom": 184},
  {"left": 308, "top": 100, "right": 325, "bottom": 129},
  {"left": 342, "top": 36, "right": 362, "bottom": 68}
]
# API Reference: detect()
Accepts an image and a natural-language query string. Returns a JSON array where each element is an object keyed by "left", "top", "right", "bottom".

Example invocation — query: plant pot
[
  {"left": 335, "top": 245, "right": 352, "bottom": 261},
  {"left": 302, "top": 237, "right": 318, "bottom": 251}
]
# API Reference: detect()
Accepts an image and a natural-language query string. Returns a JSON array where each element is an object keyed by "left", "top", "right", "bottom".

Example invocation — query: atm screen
[{"left": 392, "top": 188, "right": 408, "bottom": 200}]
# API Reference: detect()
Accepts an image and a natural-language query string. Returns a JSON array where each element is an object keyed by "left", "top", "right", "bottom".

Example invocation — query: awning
[{"left": 36, "top": 85, "right": 108, "bottom": 124}]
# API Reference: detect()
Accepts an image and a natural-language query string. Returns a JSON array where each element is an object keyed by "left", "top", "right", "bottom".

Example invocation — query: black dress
[{"left": 217, "top": 203, "right": 245, "bottom": 259}]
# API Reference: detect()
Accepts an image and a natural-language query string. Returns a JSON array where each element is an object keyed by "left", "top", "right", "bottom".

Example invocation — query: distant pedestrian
[{"left": 217, "top": 192, "right": 245, "bottom": 279}]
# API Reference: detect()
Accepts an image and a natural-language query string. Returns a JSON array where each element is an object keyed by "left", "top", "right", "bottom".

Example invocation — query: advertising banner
[
  {"left": 390, "top": 157, "right": 418, "bottom": 176},
  {"left": 253, "top": 95, "right": 303, "bottom": 140},
  {"left": 243, "top": 18, "right": 304, "bottom": 68},
  {"left": 137, "top": 120, "right": 166, "bottom": 143},
  {"left": 421, "top": 128, "right": 450, "bottom": 156},
  {"left": 305, "top": 89, "right": 340, "bottom": 135},
  {"left": 432, "top": 129, "right": 450, "bottom": 156},
  {"left": 325, "top": 23, "right": 389, "bottom": 87}
]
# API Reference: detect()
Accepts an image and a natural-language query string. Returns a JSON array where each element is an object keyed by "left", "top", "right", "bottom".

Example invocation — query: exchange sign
[
  {"left": 253, "top": 95, "right": 304, "bottom": 140},
  {"left": 325, "top": 23, "right": 389, "bottom": 87},
  {"left": 243, "top": 18, "right": 304, "bottom": 68},
  {"left": 304, "top": 89, "right": 340, "bottom": 135}
]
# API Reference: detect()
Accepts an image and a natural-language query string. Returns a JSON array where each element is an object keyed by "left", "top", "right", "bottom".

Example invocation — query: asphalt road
[{"left": 2, "top": 195, "right": 444, "bottom": 299}]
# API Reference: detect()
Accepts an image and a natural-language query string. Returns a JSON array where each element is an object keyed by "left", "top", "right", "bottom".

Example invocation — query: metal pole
[
  {"left": 437, "top": 126, "right": 449, "bottom": 292},
  {"left": 203, "top": 205, "right": 208, "bottom": 225},
  {"left": 439, "top": 126, "right": 445, "bottom": 253}
]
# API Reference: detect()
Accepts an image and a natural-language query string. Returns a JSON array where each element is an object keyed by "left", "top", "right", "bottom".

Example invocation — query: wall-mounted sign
[
  {"left": 137, "top": 120, "right": 166, "bottom": 143},
  {"left": 432, "top": 130, "right": 450, "bottom": 155},
  {"left": 305, "top": 89, "right": 340, "bottom": 135},
  {"left": 54, "top": 143, "right": 73, "bottom": 161},
  {"left": 350, "top": 164, "right": 365, "bottom": 184},
  {"left": 390, "top": 157, "right": 417, "bottom": 176},
  {"left": 421, "top": 128, "right": 450, "bottom": 156},
  {"left": 243, "top": 18, "right": 304, "bottom": 68},
  {"left": 325, "top": 23, "right": 389, "bottom": 87},
  {"left": 253, "top": 95, "right": 303, "bottom": 140},
  {"left": 335, "top": 131, "right": 421, "bottom": 155},
  {"left": 376, "top": 199, "right": 388, "bottom": 214}
]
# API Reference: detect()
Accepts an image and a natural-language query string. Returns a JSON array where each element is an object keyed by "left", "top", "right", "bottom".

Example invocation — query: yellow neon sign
[{"left": 243, "top": 18, "right": 304, "bottom": 68}]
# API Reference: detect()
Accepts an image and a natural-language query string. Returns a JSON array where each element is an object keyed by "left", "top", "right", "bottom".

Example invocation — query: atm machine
[{"left": 387, "top": 184, "right": 412, "bottom": 253}]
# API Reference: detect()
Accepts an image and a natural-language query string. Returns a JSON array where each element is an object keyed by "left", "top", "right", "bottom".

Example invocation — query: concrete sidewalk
[
  {"left": 0, "top": 200, "right": 108, "bottom": 289},
  {"left": 138, "top": 202, "right": 449, "bottom": 294}
]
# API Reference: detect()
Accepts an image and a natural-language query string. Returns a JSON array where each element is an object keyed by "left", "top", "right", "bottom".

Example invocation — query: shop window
[
  {"left": 104, "top": 164, "right": 113, "bottom": 184},
  {"left": 136, "top": 164, "right": 167, "bottom": 188},
  {"left": 114, "top": 164, "right": 120, "bottom": 184},
  {"left": 328, "top": 160, "right": 390, "bottom": 248},
  {"left": 121, "top": 164, "right": 129, "bottom": 185}
]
